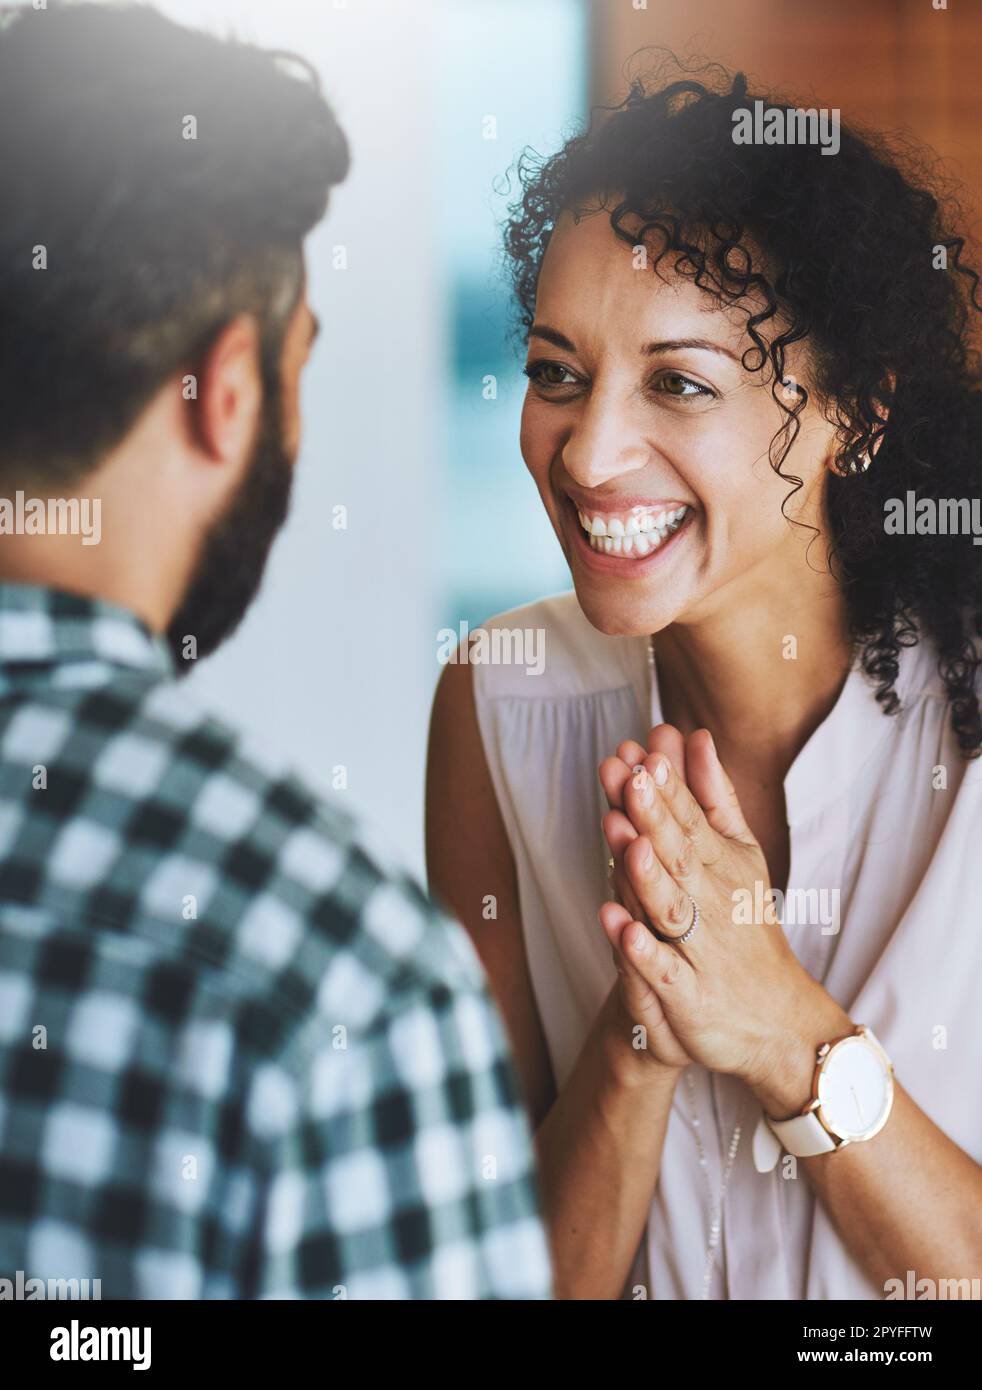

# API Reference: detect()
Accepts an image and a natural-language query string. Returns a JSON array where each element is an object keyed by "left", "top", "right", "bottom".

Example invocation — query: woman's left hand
[{"left": 600, "top": 725, "right": 845, "bottom": 1103}]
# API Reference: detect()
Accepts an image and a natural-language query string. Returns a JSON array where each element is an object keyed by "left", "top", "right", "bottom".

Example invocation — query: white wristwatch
[{"left": 752, "top": 1024, "right": 894, "bottom": 1173}]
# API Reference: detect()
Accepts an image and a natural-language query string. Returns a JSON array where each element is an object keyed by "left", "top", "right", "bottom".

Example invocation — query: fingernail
[
  {"left": 635, "top": 768, "right": 653, "bottom": 805},
  {"left": 631, "top": 923, "right": 648, "bottom": 953},
  {"left": 653, "top": 758, "right": 668, "bottom": 786},
  {"left": 640, "top": 837, "right": 654, "bottom": 867}
]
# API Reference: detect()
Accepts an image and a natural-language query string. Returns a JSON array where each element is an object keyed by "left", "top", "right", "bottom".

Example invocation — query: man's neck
[
  {"left": 0, "top": 533, "right": 169, "bottom": 633},
  {"left": 0, "top": 438, "right": 204, "bottom": 634}
]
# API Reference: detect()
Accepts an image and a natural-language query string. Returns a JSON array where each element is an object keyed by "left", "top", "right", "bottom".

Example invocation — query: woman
[{"left": 426, "top": 63, "right": 982, "bottom": 1300}]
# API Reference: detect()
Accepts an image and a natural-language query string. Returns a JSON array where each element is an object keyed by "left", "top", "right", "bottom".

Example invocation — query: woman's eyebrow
[
  {"left": 644, "top": 338, "right": 741, "bottom": 362},
  {"left": 528, "top": 323, "right": 576, "bottom": 351},
  {"left": 528, "top": 325, "right": 741, "bottom": 364}
]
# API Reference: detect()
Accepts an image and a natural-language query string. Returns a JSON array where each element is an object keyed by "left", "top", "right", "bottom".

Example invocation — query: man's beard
[{"left": 166, "top": 385, "right": 294, "bottom": 671}]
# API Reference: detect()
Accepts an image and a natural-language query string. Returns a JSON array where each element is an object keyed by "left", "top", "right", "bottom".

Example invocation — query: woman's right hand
[{"left": 598, "top": 731, "right": 692, "bottom": 1072}]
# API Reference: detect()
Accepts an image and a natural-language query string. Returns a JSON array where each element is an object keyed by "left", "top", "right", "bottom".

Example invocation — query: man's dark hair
[{"left": 0, "top": 0, "right": 349, "bottom": 482}]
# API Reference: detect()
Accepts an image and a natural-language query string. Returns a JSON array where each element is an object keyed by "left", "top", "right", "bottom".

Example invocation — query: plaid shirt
[{"left": 0, "top": 583, "right": 551, "bottom": 1299}]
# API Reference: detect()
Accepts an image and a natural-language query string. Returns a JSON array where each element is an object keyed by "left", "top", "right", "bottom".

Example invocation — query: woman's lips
[{"left": 563, "top": 495, "right": 696, "bottom": 576}]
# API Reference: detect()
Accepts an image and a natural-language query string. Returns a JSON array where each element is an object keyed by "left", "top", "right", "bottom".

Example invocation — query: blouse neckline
[{"left": 642, "top": 633, "right": 930, "bottom": 828}]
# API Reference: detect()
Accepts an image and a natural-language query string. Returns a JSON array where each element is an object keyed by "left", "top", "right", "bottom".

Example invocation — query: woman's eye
[
  {"left": 656, "top": 372, "right": 714, "bottom": 401},
  {"left": 524, "top": 360, "right": 578, "bottom": 389}
]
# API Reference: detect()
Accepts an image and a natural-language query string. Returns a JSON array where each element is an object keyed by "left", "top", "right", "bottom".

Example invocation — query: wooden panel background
[{"left": 589, "top": 0, "right": 981, "bottom": 249}]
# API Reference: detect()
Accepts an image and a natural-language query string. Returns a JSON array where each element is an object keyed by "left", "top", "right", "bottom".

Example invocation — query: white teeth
[{"left": 576, "top": 503, "right": 691, "bottom": 557}]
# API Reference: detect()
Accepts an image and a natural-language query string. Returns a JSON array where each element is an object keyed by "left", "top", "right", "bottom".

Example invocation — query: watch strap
[
  {"left": 768, "top": 1108, "right": 838, "bottom": 1158},
  {"left": 751, "top": 1108, "right": 836, "bottom": 1173},
  {"left": 752, "top": 1113, "right": 783, "bottom": 1173}
]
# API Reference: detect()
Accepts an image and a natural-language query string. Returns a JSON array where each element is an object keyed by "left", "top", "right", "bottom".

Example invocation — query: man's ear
[{"left": 189, "top": 313, "right": 264, "bottom": 463}]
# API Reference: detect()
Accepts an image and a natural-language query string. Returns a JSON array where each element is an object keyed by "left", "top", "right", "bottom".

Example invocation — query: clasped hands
[{"left": 599, "top": 724, "right": 850, "bottom": 1116}]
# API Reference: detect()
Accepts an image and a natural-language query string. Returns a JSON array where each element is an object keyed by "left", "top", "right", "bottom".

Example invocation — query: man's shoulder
[
  {"left": 3, "top": 672, "right": 488, "bottom": 1049},
  {"left": 134, "top": 680, "right": 488, "bottom": 1022}
]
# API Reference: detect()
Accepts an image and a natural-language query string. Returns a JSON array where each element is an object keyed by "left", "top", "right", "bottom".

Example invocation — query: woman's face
[{"left": 520, "top": 208, "right": 840, "bottom": 637}]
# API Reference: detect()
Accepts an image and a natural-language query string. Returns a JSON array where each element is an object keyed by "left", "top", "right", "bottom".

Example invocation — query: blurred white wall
[
  {"left": 160, "top": 0, "right": 444, "bottom": 877},
  {"left": 147, "top": 0, "right": 585, "bottom": 882}
]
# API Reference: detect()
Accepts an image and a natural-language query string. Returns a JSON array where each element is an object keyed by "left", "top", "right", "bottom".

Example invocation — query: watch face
[{"left": 817, "top": 1034, "right": 892, "bottom": 1140}]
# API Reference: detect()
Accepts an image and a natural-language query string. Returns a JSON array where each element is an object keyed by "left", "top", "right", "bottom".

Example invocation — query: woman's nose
[{"left": 561, "top": 405, "right": 652, "bottom": 489}]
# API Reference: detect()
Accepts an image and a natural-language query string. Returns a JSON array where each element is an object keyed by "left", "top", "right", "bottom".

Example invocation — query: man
[{"left": 0, "top": 2, "right": 550, "bottom": 1299}]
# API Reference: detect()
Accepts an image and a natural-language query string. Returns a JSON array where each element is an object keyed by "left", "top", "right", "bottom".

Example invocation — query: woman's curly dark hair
[{"left": 502, "top": 55, "right": 982, "bottom": 758}]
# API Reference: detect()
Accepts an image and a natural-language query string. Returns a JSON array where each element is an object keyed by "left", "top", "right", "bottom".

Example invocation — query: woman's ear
[
  {"left": 869, "top": 369, "right": 897, "bottom": 459},
  {"left": 829, "top": 370, "right": 896, "bottom": 476}
]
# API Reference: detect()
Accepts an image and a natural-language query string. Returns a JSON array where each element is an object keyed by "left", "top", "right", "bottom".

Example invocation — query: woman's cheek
[
  {"left": 520, "top": 402, "right": 559, "bottom": 492},
  {"left": 519, "top": 397, "right": 544, "bottom": 454}
]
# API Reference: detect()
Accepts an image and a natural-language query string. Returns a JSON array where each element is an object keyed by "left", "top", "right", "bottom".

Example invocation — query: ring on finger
[{"left": 655, "top": 894, "right": 700, "bottom": 945}]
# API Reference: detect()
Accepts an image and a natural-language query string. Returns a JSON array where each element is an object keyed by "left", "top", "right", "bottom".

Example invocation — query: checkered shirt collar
[{"left": 0, "top": 583, "right": 173, "bottom": 683}]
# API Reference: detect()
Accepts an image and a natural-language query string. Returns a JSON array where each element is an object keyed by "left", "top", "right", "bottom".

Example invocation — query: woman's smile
[{"left": 561, "top": 491, "right": 697, "bottom": 575}]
